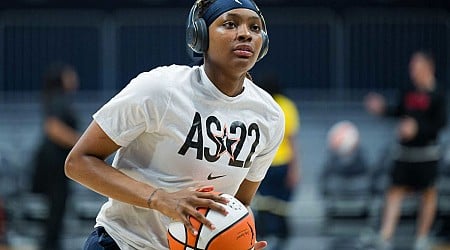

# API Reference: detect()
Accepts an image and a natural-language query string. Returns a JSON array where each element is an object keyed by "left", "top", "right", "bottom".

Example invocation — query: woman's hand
[
  {"left": 397, "top": 116, "right": 418, "bottom": 142},
  {"left": 151, "top": 186, "right": 229, "bottom": 235},
  {"left": 254, "top": 240, "right": 268, "bottom": 249}
]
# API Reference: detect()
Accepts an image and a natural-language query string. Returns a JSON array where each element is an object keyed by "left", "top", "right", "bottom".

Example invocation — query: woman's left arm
[
  {"left": 235, "top": 179, "right": 267, "bottom": 250},
  {"left": 235, "top": 179, "right": 260, "bottom": 206}
]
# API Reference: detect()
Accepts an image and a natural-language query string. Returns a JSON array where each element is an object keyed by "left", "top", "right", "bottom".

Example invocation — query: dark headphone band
[
  {"left": 186, "top": 2, "right": 206, "bottom": 54},
  {"left": 189, "top": 0, "right": 269, "bottom": 39},
  {"left": 186, "top": 0, "right": 269, "bottom": 61},
  {"left": 188, "top": 2, "right": 199, "bottom": 31}
]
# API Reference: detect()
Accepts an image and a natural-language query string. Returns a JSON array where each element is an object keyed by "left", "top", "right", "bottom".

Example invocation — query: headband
[{"left": 202, "top": 0, "right": 260, "bottom": 27}]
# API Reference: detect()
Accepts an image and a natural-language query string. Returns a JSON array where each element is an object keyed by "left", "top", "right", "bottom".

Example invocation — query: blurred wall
[{"left": 0, "top": 6, "right": 448, "bottom": 101}]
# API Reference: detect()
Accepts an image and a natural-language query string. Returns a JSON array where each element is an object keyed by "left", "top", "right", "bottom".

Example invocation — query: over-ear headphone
[{"left": 186, "top": 0, "right": 269, "bottom": 61}]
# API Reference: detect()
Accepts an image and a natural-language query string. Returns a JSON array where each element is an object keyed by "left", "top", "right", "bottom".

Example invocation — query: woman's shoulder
[
  {"left": 138, "top": 64, "right": 195, "bottom": 78},
  {"left": 246, "top": 81, "right": 284, "bottom": 118},
  {"left": 132, "top": 64, "right": 197, "bottom": 87}
]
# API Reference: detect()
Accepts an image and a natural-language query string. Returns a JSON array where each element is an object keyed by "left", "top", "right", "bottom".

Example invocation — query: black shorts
[
  {"left": 391, "top": 160, "right": 438, "bottom": 190},
  {"left": 83, "top": 227, "right": 120, "bottom": 250}
]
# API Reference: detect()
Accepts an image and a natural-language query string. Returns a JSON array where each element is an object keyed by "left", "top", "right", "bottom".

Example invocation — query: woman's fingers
[
  {"left": 156, "top": 187, "right": 232, "bottom": 233},
  {"left": 196, "top": 191, "right": 229, "bottom": 206},
  {"left": 196, "top": 185, "right": 214, "bottom": 192},
  {"left": 254, "top": 240, "right": 268, "bottom": 249},
  {"left": 186, "top": 207, "right": 216, "bottom": 232},
  {"left": 166, "top": 190, "right": 229, "bottom": 233},
  {"left": 178, "top": 209, "right": 199, "bottom": 235}
]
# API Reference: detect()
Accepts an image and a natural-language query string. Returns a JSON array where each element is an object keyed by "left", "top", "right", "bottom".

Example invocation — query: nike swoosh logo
[{"left": 207, "top": 173, "right": 226, "bottom": 180}]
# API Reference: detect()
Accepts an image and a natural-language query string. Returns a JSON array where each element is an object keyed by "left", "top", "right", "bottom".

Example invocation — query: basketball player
[
  {"left": 365, "top": 51, "right": 447, "bottom": 250},
  {"left": 65, "top": 0, "right": 284, "bottom": 249}
]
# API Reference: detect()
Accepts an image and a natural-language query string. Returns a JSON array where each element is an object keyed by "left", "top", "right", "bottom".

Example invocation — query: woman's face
[
  {"left": 206, "top": 8, "right": 264, "bottom": 74},
  {"left": 409, "top": 54, "right": 434, "bottom": 88},
  {"left": 62, "top": 69, "right": 79, "bottom": 93}
]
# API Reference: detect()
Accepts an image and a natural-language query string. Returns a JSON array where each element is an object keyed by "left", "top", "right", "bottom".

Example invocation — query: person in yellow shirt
[{"left": 253, "top": 75, "right": 301, "bottom": 249}]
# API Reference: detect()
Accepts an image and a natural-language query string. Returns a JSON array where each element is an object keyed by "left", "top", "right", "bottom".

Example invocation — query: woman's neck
[{"left": 204, "top": 64, "right": 246, "bottom": 97}]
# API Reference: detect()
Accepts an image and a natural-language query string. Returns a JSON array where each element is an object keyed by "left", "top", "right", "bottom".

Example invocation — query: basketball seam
[
  {"left": 167, "top": 228, "right": 189, "bottom": 249},
  {"left": 204, "top": 211, "right": 250, "bottom": 250},
  {"left": 194, "top": 208, "right": 210, "bottom": 250}
]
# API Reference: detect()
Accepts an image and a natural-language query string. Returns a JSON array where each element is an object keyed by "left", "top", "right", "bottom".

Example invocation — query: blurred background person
[
  {"left": 30, "top": 62, "right": 81, "bottom": 250},
  {"left": 253, "top": 74, "right": 301, "bottom": 250},
  {"left": 364, "top": 51, "right": 447, "bottom": 250},
  {"left": 320, "top": 120, "right": 371, "bottom": 219}
]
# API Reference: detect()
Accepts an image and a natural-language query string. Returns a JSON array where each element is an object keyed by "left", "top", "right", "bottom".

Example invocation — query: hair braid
[{"left": 197, "top": 0, "right": 215, "bottom": 17}]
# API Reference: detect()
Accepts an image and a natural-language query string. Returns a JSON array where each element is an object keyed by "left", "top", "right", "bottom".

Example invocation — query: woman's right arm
[
  {"left": 65, "top": 120, "right": 156, "bottom": 208},
  {"left": 65, "top": 120, "right": 228, "bottom": 233}
]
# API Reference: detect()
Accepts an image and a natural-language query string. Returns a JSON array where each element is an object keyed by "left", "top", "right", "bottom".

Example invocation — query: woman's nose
[{"left": 237, "top": 25, "right": 251, "bottom": 40}]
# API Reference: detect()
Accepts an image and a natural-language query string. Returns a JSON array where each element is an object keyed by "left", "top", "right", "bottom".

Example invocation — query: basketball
[
  {"left": 167, "top": 193, "right": 256, "bottom": 250},
  {"left": 327, "top": 120, "right": 360, "bottom": 156}
]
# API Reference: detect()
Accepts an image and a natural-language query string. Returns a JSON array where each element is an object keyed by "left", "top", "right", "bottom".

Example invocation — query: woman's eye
[
  {"left": 251, "top": 24, "right": 261, "bottom": 32},
  {"left": 224, "top": 22, "right": 237, "bottom": 28}
]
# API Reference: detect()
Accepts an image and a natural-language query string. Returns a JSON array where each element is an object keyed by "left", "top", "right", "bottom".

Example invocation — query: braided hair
[{"left": 197, "top": 0, "right": 214, "bottom": 16}]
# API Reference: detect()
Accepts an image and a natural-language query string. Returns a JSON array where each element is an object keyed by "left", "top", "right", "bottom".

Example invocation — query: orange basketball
[{"left": 167, "top": 193, "right": 256, "bottom": 250}]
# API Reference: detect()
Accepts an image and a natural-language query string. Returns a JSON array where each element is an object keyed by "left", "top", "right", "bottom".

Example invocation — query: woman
[
  {"left": 65, "top": 0, "right": 284, "bottom": 249},
  {"left": 365, "top": 51, "right": 447, "bottom": 250},
  {"left": 32, "top": 62, "right": 80, "bottom": 250}
]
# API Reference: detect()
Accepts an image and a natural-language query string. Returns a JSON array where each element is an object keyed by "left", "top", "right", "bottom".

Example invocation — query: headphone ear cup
[
  {"left": 186, "top": 22, "right": 197, "bottom": 52},
  {"left": 186, "top": 18, "right": 208, "bottom": 54},
  {"left": 257, "top": 30, "right": 269, "bottom": 61},
  {"left": 192, "top": 18, "right": 208, "bottom": 53},
  {"left": 186, "top": 8, "right": 208, "bottom": 54}
]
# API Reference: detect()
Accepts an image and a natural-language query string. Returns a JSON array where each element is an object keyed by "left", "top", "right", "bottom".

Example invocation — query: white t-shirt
[{"left": 92, "top": 64, "right": 284, "bottom": 250}]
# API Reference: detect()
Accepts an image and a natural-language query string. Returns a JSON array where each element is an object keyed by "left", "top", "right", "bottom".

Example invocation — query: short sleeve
[
  {"left": 278, "top": 95, "right": 300, "bottom": 137},
  {"left": 93, "top": 69, "right": 172, "bottom": 147}
]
